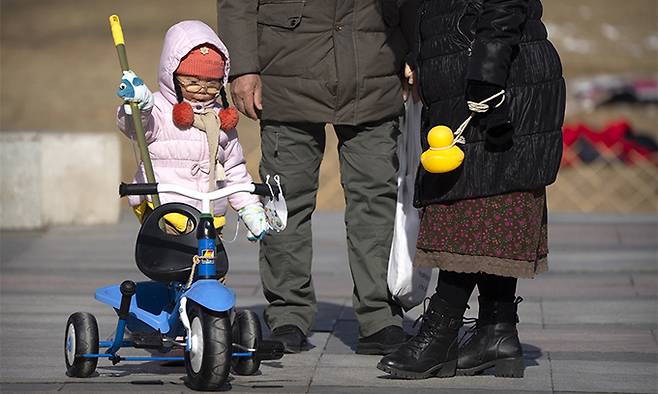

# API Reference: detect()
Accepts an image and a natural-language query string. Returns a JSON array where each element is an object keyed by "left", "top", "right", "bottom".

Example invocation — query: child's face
[{"left": 176, "top": 75, "right": 222, "bottom": 102}]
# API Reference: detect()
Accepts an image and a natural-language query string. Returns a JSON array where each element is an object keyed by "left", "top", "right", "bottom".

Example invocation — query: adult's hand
[
  {"left": 402, "top": 63, "right": 420, "bottom": 103},
  {"left": 465, "top": 79, "right": 512, "bottom": 147},
  {"left": 230, "top": 73, "right": 262, "bottom": 120}
]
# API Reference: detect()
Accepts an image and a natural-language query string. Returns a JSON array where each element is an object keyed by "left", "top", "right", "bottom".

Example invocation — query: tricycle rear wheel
[
  {"left": 184, "top": 301, "right": 231, "bottom": 391},
  {"left": 231, "top": 309, "right": 262, "bottom": 376},
  {"left": 64, "top": 312, "right": 99, "bottom": 378}
]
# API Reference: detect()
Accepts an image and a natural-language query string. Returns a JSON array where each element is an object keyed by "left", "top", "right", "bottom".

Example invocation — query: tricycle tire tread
[
  {"left": 232, "top": 309, "right": 262, "bottom": 376},
  {"left": 64, "top": 312, "right": 99, "bottom": 378},
  {"left": 184, "top": 302, "right": 231, "bottom": 390}
]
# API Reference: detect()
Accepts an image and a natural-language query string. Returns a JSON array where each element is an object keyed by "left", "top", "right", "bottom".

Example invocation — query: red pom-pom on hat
[
  {"left": 219, "top": 106, "right": 239, "bottom": 131},
  {"left": 172, "top": 102, "right": 194, "bottom": 128}
]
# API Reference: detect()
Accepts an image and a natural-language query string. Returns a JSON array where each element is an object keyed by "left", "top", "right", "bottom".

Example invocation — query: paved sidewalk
[{"left": 1, "top": 211, "right": 656, "bottom": 393}]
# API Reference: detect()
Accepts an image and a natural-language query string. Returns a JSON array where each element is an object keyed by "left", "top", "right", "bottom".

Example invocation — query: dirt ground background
[{"left": 1, "top": 0, "right": 656, "bottom": 211}]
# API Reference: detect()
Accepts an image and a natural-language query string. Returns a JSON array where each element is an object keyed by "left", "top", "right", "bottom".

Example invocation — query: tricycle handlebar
[
  {"left": 119, "top": 182, "right": 283, "bottom": 200},
  {"left": 119, "top": 182, "right": 158, "bottom": 197}
]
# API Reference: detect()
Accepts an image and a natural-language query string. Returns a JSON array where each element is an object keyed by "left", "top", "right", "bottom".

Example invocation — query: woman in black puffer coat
[{"left": 379, "top": 0, "right": 565, "bottom": 379}]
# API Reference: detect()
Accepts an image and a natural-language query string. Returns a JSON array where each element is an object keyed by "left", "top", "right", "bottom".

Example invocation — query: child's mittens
[
  {"left": 238, "top": 203, "right": 268, "bottom": 242},
  {"left": 117, "top": 70, "right": 154, "bottom": 115}
]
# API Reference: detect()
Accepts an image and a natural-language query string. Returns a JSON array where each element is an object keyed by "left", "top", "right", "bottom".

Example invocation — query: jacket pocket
[{"left": 257, "top": 0, "right": 305, "bottom": 29}]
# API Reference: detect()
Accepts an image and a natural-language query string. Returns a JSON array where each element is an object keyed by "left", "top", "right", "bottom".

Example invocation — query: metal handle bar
[{"left": 119, "top": 182, "right": 283, "bottom": 213}]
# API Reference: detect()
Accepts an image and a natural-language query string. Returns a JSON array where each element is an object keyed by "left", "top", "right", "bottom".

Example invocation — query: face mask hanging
[{"left": 263, "top": 174, "right": 287, "bottom": 232}]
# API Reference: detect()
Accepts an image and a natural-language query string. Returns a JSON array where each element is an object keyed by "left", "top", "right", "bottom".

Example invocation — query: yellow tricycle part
[
  {"left": 109, "top": 15, "right": 125, "bottom": 46},
  {"left": 132, "top": 200, "right": 226, "bottom": 233}
]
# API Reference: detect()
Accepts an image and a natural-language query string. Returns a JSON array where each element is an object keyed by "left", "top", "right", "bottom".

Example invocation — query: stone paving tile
[
  {"left": 520, "top": 327, "right": 658, "bottom": 353},
  {"left": 465, "top": 300, "right": 543, "bottom": 325},
  {"left": 554, "top": 391, "right": 610, "bottom": 394},
  {"left": 312, "top": 272, "right": 355, "bottom": 298},
  {"left": 0, "top": 382, "right": 307, "bottom": 393},
  {"left": 546, "top": 250, "right": 657, "bottom": 273},
  {"left": 548, "top": 351, "right": 658, "bottom": 363},
  {"left": 518, "top": 273, "right": 637, "bottom": 299},
  {"left": 633, "top": 273, "right": 658, "bottom": 297},
  {"left": 234, "top": 296, "right": 348, "bottom": 333},
  {"left": 0, "top": 383, "right": 64, "bottom": 392},
  {"left": 551, "top": 359, "right": 658, "bottom": 393},
  {"left": 616, "top": 223, "right": 658, "bottom": 247},
  {"left": 310, "top": 388, "right": 552, "bottom": 394},
  {"left": 318, "top": 354, "right": 384, "bottom": 368},
  {"left": 325, "top": 320, "right": 359, "bottom": 354},
  {"left": 60, "top": 382, "right": 188, "bottom": 392},
  {"left": 542, "top": 299, "right": 658, "bottom": 326},
  {"left": 0, "top": 272, "right": 141, "bottom": 295},
  {"left": 0, "top": 232, "right": 41, "bottom": 265},
  {"left": 230, "top": 365, "right": 317, "bottom": 390},
  {"left": 311, "top": 356, "right": 551, "bottom": 391},
  {"left": 549, "top": 224, "right": 621, "bottom": 247}
]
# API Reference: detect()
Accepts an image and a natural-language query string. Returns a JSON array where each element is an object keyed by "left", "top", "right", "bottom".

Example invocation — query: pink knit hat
[{"left": 176, "top": 44, "right": 225, "bottom": 80}]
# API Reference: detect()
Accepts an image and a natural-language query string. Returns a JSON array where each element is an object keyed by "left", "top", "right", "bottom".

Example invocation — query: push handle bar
[
  {"left": 252, "top": 183, "right": 284, "bottom": 197},
  {"left": 119, "top": 182, "right": 284, "bottom": 199}
]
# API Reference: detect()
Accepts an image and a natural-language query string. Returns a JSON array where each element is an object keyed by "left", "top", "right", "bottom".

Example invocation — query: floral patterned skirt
[{"left": 415, "top": 188, "right": 548, "bottom": 278}]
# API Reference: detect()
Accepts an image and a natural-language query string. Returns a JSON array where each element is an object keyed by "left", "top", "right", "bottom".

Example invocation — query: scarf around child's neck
[{"left": 188, "top": 98, "right": 223, "bottom": 196}]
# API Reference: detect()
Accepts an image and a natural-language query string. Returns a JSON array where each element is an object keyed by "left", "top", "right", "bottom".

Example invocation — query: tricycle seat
[{"left": 135, "top": 203, "right": 227, "bottom": 282}]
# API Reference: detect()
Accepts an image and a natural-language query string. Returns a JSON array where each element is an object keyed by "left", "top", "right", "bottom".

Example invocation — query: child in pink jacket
[{"left": 116, "top": 20, "right": 266, "bottom": 240}]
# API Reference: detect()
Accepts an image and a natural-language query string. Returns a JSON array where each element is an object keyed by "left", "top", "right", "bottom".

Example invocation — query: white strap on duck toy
[{"left": 421, "top": 90, "right": 506, "bottom": 173}]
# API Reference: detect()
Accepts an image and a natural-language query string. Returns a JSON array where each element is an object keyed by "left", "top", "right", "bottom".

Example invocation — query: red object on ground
[
  {"left": 561, "top": 119, "right": 657, "bottom": 166},
  {"left": 597, "top": 120, "right": 631, "bottom": 147}
]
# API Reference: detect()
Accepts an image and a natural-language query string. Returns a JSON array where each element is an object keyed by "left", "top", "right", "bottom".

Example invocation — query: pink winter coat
[{"left": 117, "top": 20, "right": 259, "bottom": 217}]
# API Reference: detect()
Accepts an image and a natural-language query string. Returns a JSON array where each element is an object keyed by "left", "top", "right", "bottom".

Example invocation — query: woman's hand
[
  {"left": 402, "top": 63, "right": 420, "bottom": 102},
  {"left": 465, "top": 79, "right": 513, "bottom": 148}
]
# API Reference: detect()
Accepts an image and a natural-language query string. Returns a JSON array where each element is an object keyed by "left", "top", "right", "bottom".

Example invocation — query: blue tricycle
[{"left": 64, "top": 181, "right": 285, "bottom": 391}]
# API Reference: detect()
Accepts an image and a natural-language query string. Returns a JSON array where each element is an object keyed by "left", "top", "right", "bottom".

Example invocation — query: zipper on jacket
[
  {"left": 416, "top": 1, "right": 428, "bottom": 108},
  {"left": 457, "top": 1, "right": 478, "bottom": 56}
]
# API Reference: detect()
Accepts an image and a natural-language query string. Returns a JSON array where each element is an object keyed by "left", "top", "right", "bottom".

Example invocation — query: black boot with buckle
[
  {"left": 457, "top": 296, "right": 525, "bottom": 378},
  {"left": 377, "top": 295, "right": 465, "bottom": 379}
]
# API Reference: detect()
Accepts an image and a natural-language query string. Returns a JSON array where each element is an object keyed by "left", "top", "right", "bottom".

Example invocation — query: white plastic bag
[{"left": 387, "top": 100, "right": 432, "bottom": 311}]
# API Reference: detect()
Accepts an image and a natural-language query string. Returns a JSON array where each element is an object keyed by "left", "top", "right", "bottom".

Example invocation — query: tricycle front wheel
[
  {"left": 64, "top": 312, "right": 99, "bottom": 378},
  {"left": 184, "top": 301, "right": 231, "bottom": 391},
  {"left": 231, "top": 309, "right": 262, "bottom": 375}
]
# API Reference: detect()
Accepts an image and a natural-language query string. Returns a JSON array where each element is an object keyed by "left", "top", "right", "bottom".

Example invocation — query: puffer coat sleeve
[
  {"left": 116, "top": 105, "right": 160, "bottom": 145},
  {"left": 217, "top": 0, "right": 259, "bottom": 77},
  {"left": 466, "top": 0, "right": 529, "bottom": 87}
]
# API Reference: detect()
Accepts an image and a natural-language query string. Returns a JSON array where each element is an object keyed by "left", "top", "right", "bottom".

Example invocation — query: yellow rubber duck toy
[{"left": 420, "top": 125, "right": 465, "bottom": 173}]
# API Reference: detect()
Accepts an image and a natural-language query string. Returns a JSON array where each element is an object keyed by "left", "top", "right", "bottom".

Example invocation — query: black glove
[{"left": 465, "top": 80, "right": 514, "bottom": 149}]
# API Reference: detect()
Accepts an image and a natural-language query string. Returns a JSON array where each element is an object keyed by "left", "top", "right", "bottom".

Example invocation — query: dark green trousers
[{"left": 259, "top": 119, "right": 403, "bottom": 337}]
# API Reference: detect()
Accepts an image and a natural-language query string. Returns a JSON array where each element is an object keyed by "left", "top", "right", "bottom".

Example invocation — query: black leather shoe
[
  {"left": 269, "top": 325, "right": 307, "bottom": 353},
  {"left": 457, "top": 296, "right": 525, "bottom": 378},
  {"left": 377, "top": 295, "right": 465, "bottom": 379},
  {"left": 356, "top": 325, "right": 408, "bottom": 355}
]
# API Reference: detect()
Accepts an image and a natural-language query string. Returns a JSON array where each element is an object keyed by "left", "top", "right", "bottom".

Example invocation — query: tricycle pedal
[
  {"left": 255, "top": 339, "right": 285, "bottom": 360},
  {"left": 131, "top": 332, "right": 164, "bottom": 349}
]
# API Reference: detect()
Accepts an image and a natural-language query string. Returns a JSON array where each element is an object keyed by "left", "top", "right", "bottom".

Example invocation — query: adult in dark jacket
[
  {"left": 378, "top": 0, "right": 565, "bottom": 378},
  {"left": 217, "top": 0, "right": 417, "bottom": 355}
]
